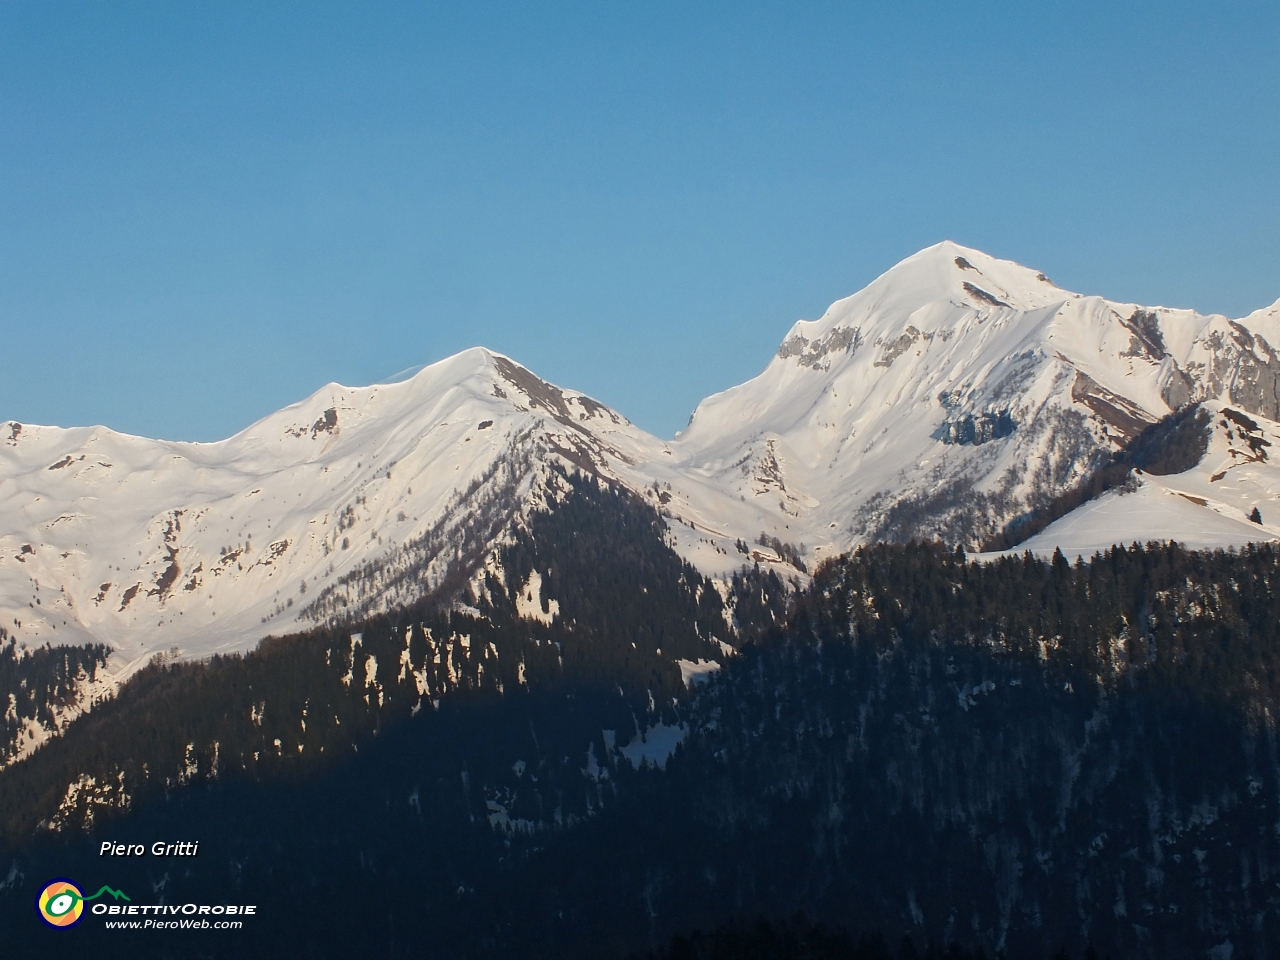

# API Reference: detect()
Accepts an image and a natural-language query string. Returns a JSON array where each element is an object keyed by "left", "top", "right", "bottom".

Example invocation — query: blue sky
[{"left": 2, "top": 2, "right": 1277, "bottom": 441}]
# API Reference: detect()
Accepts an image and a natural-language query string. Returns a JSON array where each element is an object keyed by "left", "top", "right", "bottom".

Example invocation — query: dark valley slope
[{"left": 2, "top": 474, "right": 1279, "bottom": 959}]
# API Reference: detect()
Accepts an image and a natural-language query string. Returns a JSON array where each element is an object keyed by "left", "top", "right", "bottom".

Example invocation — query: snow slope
[
  {"left": 1009, "top": 402, "right": 1280, "bottom": 559},
  {"left": 6, "top": 241, "right": 1280, "bottom": 669}
]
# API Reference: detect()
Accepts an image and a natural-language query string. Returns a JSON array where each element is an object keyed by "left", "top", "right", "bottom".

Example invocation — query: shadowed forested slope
[{"left": 2, "top": 483, "right": 1278, "bottom": 959}]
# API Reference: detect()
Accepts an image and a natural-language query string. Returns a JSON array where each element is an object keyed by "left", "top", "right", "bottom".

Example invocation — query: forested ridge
[
  {"left": 2, "top": 475, "right": 1278, "bottom": 958},
  {"left": 650, "top": 542, "right": 1280, "bottom": 959},
  {"left": 0, "top": 471, "right": 784, "bottom": 841}
]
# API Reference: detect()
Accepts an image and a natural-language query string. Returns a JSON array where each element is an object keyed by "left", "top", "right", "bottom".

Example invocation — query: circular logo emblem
[{"left": 37, "top": 879, "right": 85, "bottom": 928}]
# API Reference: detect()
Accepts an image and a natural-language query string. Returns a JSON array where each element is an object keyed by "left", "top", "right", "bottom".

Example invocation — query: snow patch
[
  {"left": 676, "top": 658, "right": 721, "bottom": 688},
  {"left": 618, "top": 721, "right": 687, "bottom": 770},
  {"left": 515, "top": 569, "right": 558, "bottom": 624}
]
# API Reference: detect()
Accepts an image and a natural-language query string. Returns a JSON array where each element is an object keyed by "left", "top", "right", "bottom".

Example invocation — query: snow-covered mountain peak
[
  {"left": 211, "top": 346, "right": 645, "bottom": 474},
  {"left": 777, "top": 241, "right": 1067, "bottom": 355},
  {"left": 856, "top": 240, "right": 1065, "bottom": 313},
  {"left": 673, "top": 242, "right": 1280, "bottom": 561},
  {"left": 227, "top": 346, "right": 504, "bottom": 447},
  {"left": 6, "top": 243, "right": 1280, "bottom": 676},
  {"left": 677, "top": 243, "right": 1070, "bottom": 454},
  {"left": 0, "top": 344, "right": 689, "bottom": 672}
]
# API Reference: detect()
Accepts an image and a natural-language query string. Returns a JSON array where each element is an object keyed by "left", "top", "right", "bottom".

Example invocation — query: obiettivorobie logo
[
  {"left": 37, "top": 879, "right": 130, "bottom": 928},
  {"left": 36, "top": 876, "right": 257, "bottom": 931}
]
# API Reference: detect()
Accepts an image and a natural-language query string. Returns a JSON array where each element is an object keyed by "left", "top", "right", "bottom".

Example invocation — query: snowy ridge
[
  {"left": 4, "top": 242, "right": 1280, "bottom": 670},
  {"left": 0, "top": 348, "right": 781, "bottom": 670}
]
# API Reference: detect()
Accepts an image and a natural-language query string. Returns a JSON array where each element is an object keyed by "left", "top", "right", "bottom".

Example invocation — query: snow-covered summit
[
  {"left": 671, "top": 241, "right": 1280, "bottom": 559},
  {"left": 679, "top": 242, "right": 1067, "bottom": 452},
  {"left": 784, "top": 241, "right": 1067, "bottom": 344},
  {"left": 5, "top": 242, "right": 1280, "bottom": 670},
  {"left": 0, "top": 348, "right": 676, "bottom": 670}
]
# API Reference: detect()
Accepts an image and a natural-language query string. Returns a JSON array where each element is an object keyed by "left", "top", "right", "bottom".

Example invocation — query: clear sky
[{"left": 2, "top": 2, "right": 1277, "bottom": 442}]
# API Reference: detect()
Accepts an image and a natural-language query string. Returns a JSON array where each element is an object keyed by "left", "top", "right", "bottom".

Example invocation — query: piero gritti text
[{"left": 100, "top": 840, "right": 200, "bottom": 857}]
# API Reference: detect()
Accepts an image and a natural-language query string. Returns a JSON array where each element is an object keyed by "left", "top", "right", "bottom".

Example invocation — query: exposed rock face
[
  {"left": 873, "top": 325, "right": 925, "bottom": 368},
  {"left": 1120, "top": 308, "right": 1166, "bottom": 360},
  {"left": 1070, "top": 371, "right": 1155, "bottom": 442},
  {"left": 1224, "top": 328, "right": 1280, "bottom": 421},
  {"left": 962, "top": 281, "right": 1009, "bottom": 307},
  {"left": 1180, "top": 321, "right": 1280, "bottom": 422},
  {"left": 776, "top": 325, "right": 860, "bottom": 369},
  {"left": 939, "top": 410, "right": 1016, "bottom": 446},
  {"left": 1075, "top": 306, "right": 1280, "bottom": 424},
  {"left": 1159, "top": 361, "right": 1195, "bottom": 410}
]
